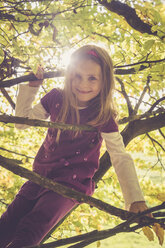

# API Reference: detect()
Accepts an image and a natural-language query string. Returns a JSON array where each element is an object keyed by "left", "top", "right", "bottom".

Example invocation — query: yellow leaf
[
  {"left": 142, "top": 226, "right": 154, "bottom": 241},
  {"left": 97, "top": 241, "right": 101, "bottom": 248},
  {"left": 157, "top": 193, "right": 165, "bottom": 202},
  {"left": 152, "top": 223, "right": 164, "bottom": 246}
]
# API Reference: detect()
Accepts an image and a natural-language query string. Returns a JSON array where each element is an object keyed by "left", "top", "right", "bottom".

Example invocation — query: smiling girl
[{"left": 0, "top": 45, "right": 148, "bottom": 248}]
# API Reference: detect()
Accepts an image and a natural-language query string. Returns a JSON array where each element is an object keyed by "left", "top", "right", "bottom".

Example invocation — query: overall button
[
  {"left": 64, "top": 161, "right": 69, "bottom": 166},
  {"left": 73, "top": 174, "right": 77, "bottom": 179}
]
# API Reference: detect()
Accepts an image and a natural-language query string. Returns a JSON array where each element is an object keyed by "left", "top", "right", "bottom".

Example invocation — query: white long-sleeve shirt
[{"left": 15, "top": 84, "right": 145, "bottom": 209}]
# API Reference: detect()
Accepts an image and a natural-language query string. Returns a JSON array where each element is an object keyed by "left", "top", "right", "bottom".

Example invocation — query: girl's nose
[{"left": 79, "top": 78, "right": 88, "bottom": 87}]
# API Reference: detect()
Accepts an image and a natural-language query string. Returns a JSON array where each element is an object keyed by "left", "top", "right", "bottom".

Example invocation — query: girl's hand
[
  {"left": 29, "top": 65, "right": 44, "bottom": 87},
  {"left": 129, "top": 201, "right": 152, "bottom": 218}
]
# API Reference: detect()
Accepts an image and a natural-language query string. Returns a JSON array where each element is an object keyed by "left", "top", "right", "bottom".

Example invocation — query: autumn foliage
[{"left": 0, "top": 0, "right": 165, "bottom": 247}]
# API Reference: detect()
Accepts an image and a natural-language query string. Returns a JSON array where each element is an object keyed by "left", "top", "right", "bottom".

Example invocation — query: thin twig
[
  {"left": 116, "top": 77, "right": 134, "bottom": 116},
  {"left": 148, "top": 96, "right": 165, "bottom": 113},
  {"left": 0, "top": 146, "right": 34, "bottom": 159},
  {"left": 133, "top": 75, "right": 151, "bottom": 114}
]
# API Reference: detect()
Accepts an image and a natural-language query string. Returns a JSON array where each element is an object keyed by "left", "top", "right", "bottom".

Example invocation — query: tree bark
[
  {"left": 121, "top": 113, "right": 165, "bottom": 146},
  {"left": 0, "top": 115, "right": 95, "bottom": 132},
  {"left": 98, "top": 0, "right": 158, "bottom": 36}
]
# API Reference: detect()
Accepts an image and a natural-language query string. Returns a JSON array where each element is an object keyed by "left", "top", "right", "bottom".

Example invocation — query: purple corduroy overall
[{"left": 0, "top": 89, "right": 118, "bottom": 247}]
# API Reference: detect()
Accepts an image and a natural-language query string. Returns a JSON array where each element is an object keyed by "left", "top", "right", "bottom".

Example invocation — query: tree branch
[
  {"left": 98, "top": 0, "right": 158, "bottom": 36},
  {"left": 0, "top": 154, "right": 133, "bottom": 220},
  {"left": 116, "top": 77, "right": 134, "bottom": 115},
  {"left": 119, "top": 109, "right": 165, "bottom": 124},
  {"left": 25, "top": 203, "right": 165, "bottom": 248},
  {"left": 0, "top": 71, "right": 65, "bottom": 88},
  {"left": 0, "top": 115, "right": 96, "bottom": 132},
  {"left": 0, "top": 110, "right": 165, "bottom": 153},
  {"left": 159, "top": 128, "right": 165, "bottom": 140},
  {"left": 133, "top": 76, "right": 151, "bottom": 114},
  {"left": 148, "top": 96, "right": 165, "bottom": 113},
  {"left": 146, "top": 133, "right": 165, "bottom": 152},
  {"left": 115, "top": 58, "right": 165, "bottom": 68},
  {"left": 0, "top": 88, "right": 15, "bottom": 109},
  {"left": 0, "top": 112, "right": 164, "bottom": 169},
  {"left": 0, "top": 11, "right": 16, "bottom": 21},
  {"left": 0, "top": 146, "right": 34, "bottom": 159},
  {"left": 0, "top": 64, "right": 152, "bottom": 88},
  {"left": 121, "top": 113, "right": 165, "bottom": 146},
  {"left": 2, "top": 55, "right": 163, "bottom": 89}
]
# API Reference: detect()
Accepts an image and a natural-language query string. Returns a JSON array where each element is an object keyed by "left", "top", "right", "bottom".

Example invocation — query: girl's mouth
[{"left": 76, "top": 89, "right": 91, "bottom": 94}]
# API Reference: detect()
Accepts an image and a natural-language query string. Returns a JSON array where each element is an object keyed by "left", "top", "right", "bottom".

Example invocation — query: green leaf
[
  {"left": 143, "top": 39, "right": 155, "bottom": 50},
  {"left": 151, "top": 25, "right": 158, "bottom": 32}
]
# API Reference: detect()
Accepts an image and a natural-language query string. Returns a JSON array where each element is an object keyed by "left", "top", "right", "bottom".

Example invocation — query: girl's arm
[
  {"left": 101, "top": 131, "right": 146, "bottom": 211},
  {"left": 15, "top": 66, "right": 49, "bottom": 129},
  {"left": 15, "top": 84, "right": 49, "bottom": 129}
]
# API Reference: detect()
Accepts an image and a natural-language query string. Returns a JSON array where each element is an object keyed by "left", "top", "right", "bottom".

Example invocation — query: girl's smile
[
  {"left": 71, "top": 59, "right": 102, "bottom": 107},
  {"left": 76, "top": 89, "right": 92, "bottom": 94}
]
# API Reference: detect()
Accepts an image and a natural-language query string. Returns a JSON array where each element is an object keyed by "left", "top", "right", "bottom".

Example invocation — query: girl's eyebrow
[
  {"left": 88, "top": 74, "right": 100, "bottom": 78},
  {"left": 75, "top": 72, "right": 98, "bottom": 77},
  {"left": 75, "top": 71, "right": 100, "bottom": 78},
  {"left": 75, "top": 73, "right": 82, "bottom": 78},
  {"left": 88, "top": 74, "right": 97, "bottom": 77}
]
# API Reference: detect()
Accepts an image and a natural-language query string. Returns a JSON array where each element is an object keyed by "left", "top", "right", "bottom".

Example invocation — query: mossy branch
[
  {"left": 0, "top": 154, "right": 132, "bottom": 220},
  {"left": 0, "top": 114, "right": 96, "bottom": 132}
]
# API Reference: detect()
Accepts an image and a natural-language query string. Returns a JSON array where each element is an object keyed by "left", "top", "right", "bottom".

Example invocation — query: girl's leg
[
  {"left": 0, "top": 194, "right": 36, "bottom": 248},
  {"left": 7, "top": 191, "right": 77, "bottom": 248}
]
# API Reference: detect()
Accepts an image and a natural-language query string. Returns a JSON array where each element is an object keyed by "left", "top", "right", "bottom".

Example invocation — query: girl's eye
[
  {"left": 75, "top": 73, "right": 81, "bottom": 79},
  {"left": 89, "top": 76, "right": 97, "bottom": 81}
]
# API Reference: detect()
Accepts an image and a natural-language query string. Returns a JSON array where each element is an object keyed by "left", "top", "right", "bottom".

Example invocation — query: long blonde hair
[{"left": 56, "top": 44, "right": 116, "bottom": 141}]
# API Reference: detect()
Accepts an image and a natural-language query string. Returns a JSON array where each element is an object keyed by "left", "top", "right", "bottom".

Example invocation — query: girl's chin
[
  {"left": 77, "top": 100, "right": 88, "bottom": 107},
  {"left": 72, "top": 92, "right": 89, "bottom": 107}
]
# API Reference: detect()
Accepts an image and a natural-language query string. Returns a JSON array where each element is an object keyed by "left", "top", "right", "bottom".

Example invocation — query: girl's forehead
[{"left": 74, "top": 59, "right": 102, "bottom": 76}]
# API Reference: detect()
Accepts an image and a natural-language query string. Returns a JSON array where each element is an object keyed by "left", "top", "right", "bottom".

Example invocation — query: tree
[{"left": 0, "top": 0, "right": 165, "bottom": 247}]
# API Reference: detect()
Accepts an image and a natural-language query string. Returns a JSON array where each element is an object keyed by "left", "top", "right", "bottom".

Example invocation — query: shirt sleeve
[
  {"left": 101, "top": 131, "right": 145, "bottom": 210},
  {"left": 15, "top": 84, "right": 49, "bottom": 129}
]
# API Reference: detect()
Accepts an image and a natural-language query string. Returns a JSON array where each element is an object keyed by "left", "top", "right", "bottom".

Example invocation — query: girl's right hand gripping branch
[{"left": 29, "top": 65, "right": 44, "bottom": 87}]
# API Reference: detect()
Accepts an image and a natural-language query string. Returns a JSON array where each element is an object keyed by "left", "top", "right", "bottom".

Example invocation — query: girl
[{"left": 0, "top": 45, "right": 148, "bottom": 248}]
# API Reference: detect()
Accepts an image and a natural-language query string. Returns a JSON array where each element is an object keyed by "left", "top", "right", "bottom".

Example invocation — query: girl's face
[{"left": 71, "top": 59, "right": 102, "bottom": 107}]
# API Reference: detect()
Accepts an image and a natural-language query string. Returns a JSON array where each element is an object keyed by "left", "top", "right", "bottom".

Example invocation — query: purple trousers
[{"left": 0, "top": 191, "right": 77, "bottom": 248}]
